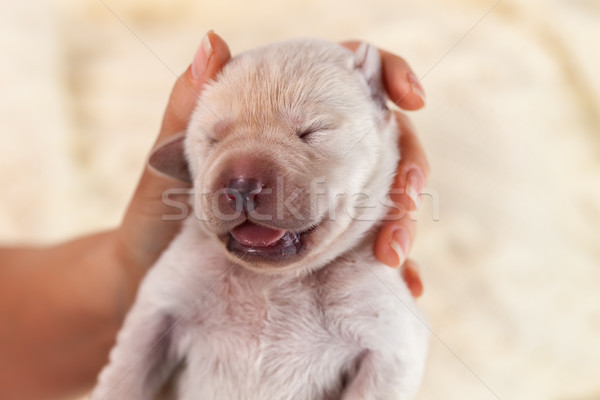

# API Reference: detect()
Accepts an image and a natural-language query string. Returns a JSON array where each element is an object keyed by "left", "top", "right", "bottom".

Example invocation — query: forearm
[{"left": 0, "top": 231, "right": 137, "bottom": 400}]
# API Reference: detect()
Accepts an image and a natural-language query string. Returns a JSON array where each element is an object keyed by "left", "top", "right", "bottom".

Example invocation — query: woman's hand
[
  {"left": 113, "top": 31, "right": 231, "bottom": 300},
  {"left": 380, "top": 112, "right": 428, "bottom": 298},
  {"left": 343, "top": 42, "right": 429, "bottom": 298}
]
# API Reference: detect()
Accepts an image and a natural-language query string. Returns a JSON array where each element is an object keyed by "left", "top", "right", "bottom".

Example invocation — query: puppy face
[{"left": 155, "top": 39, "right": 399, "bottom": 273}]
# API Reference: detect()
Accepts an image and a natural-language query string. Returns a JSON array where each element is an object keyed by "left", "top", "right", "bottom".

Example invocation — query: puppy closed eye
[
  {"left": 297, "top": 121, "right": 335, "bottom": 142},
  {"left": 207, "top": 120, "right": 229, "bottom": 146},
  {"left": 298, "top": 129, "right": 318, "bottom": 141}
]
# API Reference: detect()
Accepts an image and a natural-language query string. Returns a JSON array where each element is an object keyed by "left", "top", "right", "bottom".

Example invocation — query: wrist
[{"left": 108, "top": 229, "right": 148, "bottom": 314}]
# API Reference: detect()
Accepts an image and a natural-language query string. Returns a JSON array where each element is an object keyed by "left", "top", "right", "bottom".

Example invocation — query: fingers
[
  {"left": 116, "top": 31, "right": 231, "bottom": 272},
  {"left": 340, "top": 41, "right": 425, "bottom": 111},
  {"left": 380, "top": 49, "right": 426, "bottom": 111},
  {"left": 402, "top": 259, "right": 424, "bottom": 298},
  {"left": 393, "top": 112, "right": 430, "bottom": 186},
  {"left": 374, "top": 111, "right": 429, "bottom": 269},
  {"left": 342, "top": 41, "right": 427, "bottom": 296},
  {"left": 157, "top": 31, "right": 231, "bottom": 144}
]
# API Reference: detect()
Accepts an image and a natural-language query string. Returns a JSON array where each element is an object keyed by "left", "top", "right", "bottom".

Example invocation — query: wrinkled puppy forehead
[{"left": 202, "top": 39, "right": 367, "bottom": 127}]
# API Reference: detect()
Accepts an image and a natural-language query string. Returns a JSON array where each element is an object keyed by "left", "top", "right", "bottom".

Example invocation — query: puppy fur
[{"left": 91, "top": 39, "right": 428, "bottom": 400}]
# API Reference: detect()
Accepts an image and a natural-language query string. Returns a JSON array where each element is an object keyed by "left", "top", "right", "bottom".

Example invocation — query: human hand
[
  {"left": 113, "top": 31, "right": 231, "bottom": 296},
  {"left": 342, "top": 43, "right": 429, "bottom": 298}
]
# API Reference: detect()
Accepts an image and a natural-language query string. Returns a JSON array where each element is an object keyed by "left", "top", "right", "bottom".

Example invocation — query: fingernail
[
  {"left": 406, "top": 168, "right": 424, "bottom": 209},
  {"left": 407, "top": 72, "right": 426, "bottom": 104},
  {"left": 191, "top": 30, "right": 214, "bottom": 80},
  {"left": 390, "top": 228, "right": 410, "bottom": 268}
]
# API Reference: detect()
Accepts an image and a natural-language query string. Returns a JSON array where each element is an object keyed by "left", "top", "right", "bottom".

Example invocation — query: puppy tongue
[{"left": 231, "top": 222, "right": 287, "bottom": 247}]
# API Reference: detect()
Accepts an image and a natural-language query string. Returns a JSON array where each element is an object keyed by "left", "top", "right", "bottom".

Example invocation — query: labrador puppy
[{"left": 91, "top": 38, "right": 428, "bottom": 400}]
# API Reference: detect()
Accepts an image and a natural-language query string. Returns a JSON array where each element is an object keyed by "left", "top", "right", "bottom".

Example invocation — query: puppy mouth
[{"left": 226, "top": 221, "right": 309, "bottom": 260}]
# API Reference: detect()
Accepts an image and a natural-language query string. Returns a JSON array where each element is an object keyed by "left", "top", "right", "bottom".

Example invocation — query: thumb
[
  {"left": 117, "top": 31, "right": 231, "bottom": 272},
  {"left": 157, "top": 30, "right": 231, "bottom": 144}
]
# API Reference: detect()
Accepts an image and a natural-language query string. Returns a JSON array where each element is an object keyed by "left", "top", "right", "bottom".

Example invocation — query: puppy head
[{"left": 152, "top": 39, "right": 399, "bottom": 273}]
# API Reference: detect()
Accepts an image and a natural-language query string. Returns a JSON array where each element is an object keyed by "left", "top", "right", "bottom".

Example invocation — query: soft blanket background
[{"left": 1, "top": 0, "right": 599, "bottom": 399}]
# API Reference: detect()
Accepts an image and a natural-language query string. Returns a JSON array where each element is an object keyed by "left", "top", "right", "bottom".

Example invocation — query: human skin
[{"left": 0, "top": 32, "right": 428, "bottom": 400}]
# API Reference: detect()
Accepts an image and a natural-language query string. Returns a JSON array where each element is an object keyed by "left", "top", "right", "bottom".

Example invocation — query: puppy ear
[
  {"left": 354, "top": 43, "right": 387, "bottom": 109},
  {"left": 148, "top": 133, "right": 192, "bottom": 183}
]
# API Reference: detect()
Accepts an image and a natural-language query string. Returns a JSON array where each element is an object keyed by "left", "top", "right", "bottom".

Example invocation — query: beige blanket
[{"left": 1, "top": 0, "right": 599, "bottom": 398}]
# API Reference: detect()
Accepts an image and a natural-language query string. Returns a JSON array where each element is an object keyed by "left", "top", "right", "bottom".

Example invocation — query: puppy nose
[{"left": 225, "top": 178, "right": 263, "bottom": 211}]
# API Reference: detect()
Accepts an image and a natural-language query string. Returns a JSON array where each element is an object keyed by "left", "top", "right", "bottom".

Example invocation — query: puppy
[{"left": 91, "top": 38, "right": 428, "bottom": 400}]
